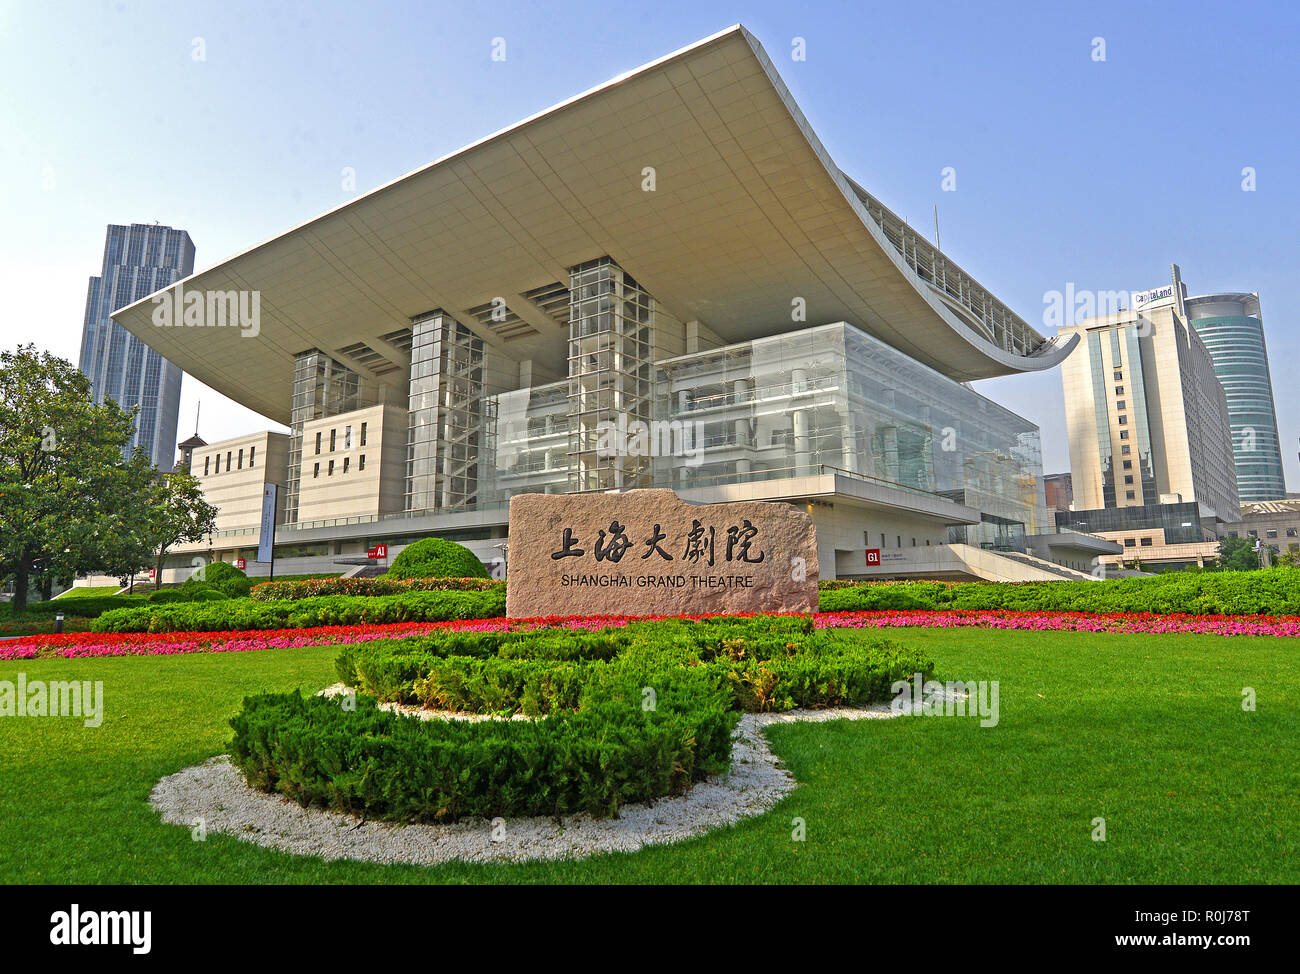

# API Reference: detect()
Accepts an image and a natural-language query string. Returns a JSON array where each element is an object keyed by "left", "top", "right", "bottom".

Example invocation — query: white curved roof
[{"left": 113, "top": 24, "right": 1073, "bottom": 425}]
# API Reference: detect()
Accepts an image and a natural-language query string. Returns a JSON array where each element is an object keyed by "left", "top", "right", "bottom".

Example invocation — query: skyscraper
[
  {"left": 1059, "top": 265, "right": 1239, "bottom": 536},
  {"left": 79, "top": 223, "right": 194, "bottom": 468},
  {"left": 1185, "top": 292, "right": 1286, "bottom": 501}
]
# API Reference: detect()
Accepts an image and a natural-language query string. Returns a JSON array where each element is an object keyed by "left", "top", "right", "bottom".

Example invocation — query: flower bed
[{"left": 9, "top": 607, "right": 1300, "bottom": 663}]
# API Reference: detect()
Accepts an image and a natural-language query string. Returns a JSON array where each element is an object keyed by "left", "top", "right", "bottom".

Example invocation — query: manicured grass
[
  {"left": 1, "top": 626, "right": 1296, "bottom": 883},
  {"left": 54, "top": 586, "right": 124, "bottom": 599}
]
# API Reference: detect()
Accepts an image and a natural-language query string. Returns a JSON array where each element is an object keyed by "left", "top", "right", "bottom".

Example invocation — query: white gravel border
[{"left": 150, "top": 688, "right": 938, "bottom": 866}]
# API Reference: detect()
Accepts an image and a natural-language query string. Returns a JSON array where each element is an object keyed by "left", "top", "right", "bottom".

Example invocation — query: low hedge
[
  {"left": 91, "top": 588, "right": 507, "bottom": 633},
  {"left": 2, "top": 594, "right": 149, "bottom": 619},
  {"left": 819, "top": 567, "right": 1300, "bottom": 617},
  {"left": 251, "top": 576, "right": 502, "bottom": 601},
  {"left": 229, "top": 616, "right": 931, "bottom": 823},
  {"left": 231, "top": 668, "right": 733, "bottom": 822}
]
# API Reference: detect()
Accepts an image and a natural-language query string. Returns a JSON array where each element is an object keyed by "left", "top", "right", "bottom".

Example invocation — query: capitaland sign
[
  {"left": 1131, "top": 284, "right": 1177, "bottom": 311},
  {"left": 505, "top": 489, "right": 819, "bottom": 617}
]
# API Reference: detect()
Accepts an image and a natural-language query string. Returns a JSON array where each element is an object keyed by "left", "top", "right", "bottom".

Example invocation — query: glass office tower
[
  {"left": 79, "top": 223, "right": 194, "bottom": 468},
  {"left": 1185, "top": 293, "right": 1286, "bottom": 501}
]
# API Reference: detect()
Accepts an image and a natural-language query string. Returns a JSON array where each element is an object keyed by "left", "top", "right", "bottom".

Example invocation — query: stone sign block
[{"left": 505, "top": 489, "right": 819, "bottom": 618}]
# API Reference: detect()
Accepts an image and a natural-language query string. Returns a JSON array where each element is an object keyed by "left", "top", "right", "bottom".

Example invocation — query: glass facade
[
  {"left": 566, "top": 258, "right": 655, "bottom": 492},
  {"left": 79, "top": 223, "right": 192, "bottom": 468},
  {"left": 652, "top": 323, "right": 1046, "bottom": 547},
  {"left": 447, "top": 321, "right": 1047, "bottom": 550},
  {"left": 1056, "top": 501, "right": 1211, "bottom": 544},
  {"left": 1187, "top": 299, "right": 1286, "bottom": 501},
  {"left": 405, "top": 312, "right": 486, "bottom": 512}
]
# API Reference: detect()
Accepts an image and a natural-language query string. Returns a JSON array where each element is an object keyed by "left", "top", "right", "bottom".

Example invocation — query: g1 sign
[{"left": 865, "top": 548, "right": 881, "bottom": 566}]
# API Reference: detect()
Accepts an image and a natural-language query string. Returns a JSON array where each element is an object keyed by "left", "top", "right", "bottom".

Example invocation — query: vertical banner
[{"left": 257, "top": 484, "right": 278, "bottom": 564}]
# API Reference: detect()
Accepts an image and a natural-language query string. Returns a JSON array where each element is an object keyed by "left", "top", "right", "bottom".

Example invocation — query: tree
[
  {"left": 0, "top": 345, "right": 153, "bottom": 611},
  {"left": 1215, "top": 536, "right": 1260, "bottom": 572},
  {"left": 139, "top": 471, "right": 217, "bottom": 588}
]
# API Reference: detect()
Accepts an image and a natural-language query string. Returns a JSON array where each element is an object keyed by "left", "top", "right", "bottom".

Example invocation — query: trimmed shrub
[
  {"left": 91, "top": 588, "right": 506, "bottom": 633},
  {"left": 230, "top": 616, "right": 928, "bottom": 823},
  {"left": 386, "top": 537, "right": 490, "bottom": 580},
  {"left": 146, "top": 589, "right": 188, "bottom": 604},
  {"left": 183, "top": 560, "right": 253, "bottom": 599},
  {"left": 251, "top": 576, "right": 501, "bottom": 601}
]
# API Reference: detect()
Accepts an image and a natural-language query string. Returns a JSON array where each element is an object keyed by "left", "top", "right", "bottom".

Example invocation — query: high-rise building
[
  {"left": 1184, "top": 292, "right": 1286, "bottom": 501},
  {"left": 79, "top": 223, "right": 193, "bottom": 468},
  {"left": 1058, "top": 265, "right": 1240, "bottom": 567}
]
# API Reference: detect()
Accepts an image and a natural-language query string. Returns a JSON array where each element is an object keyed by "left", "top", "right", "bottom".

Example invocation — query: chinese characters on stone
[{"left": 550, "top": 519, "right": 767, "bottom": 567}]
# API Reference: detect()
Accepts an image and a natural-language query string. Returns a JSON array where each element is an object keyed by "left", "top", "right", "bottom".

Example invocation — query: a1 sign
[
  {"left": 865, "top": 548, "right": 881, "bottom": 566},
  {"left": 235, "top": 558, "right": 246, "bottom": 570},
  {"left": 368, "top": 544, "right": 388, "bottom": 560}
]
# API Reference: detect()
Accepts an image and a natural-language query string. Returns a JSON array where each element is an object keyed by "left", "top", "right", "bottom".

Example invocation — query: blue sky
[{"left": 2, "top": 0, "right": 1297, "bottom": 481}]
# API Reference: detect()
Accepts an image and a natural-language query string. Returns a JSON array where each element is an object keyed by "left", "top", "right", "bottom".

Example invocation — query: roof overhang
[{"left": 113, "top": 24, "right": 1072, "bottom": 426}]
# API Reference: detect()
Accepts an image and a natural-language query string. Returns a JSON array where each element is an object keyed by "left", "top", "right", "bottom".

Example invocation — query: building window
[
  {"left": 238, "top": 448, "right": 244, "bottom": 470},
  {"left": 1125, "top": 491, "right": 1136, "bottom": 500},
  {"left": 1118, "top": 415, "right": 1127, "bottom": 425},
  {"left": 1113, "top": 370, "right": 1123, "bottom": 380},
  {"left": 328, "top": 460, "right": 335, "bottom": 476},
  {"left": 1121, "top": 445, "right": 1131, "bottom": 455},
  {"left": 1267, "top": 529, "right": 1278, "bottom": 539},
  {"left": 1122, "top": 460, "right": 1133, "bottom": 470},
  {"left": 344, "top": 426, "right": 352, "bottom": 450},
  {"left": 896, "top": 536, "right": 901, "bottom": 548},
  {"left": 330, "top": 429, "right": 337, "bottom": 452},
  {"left": 1116, "top": 400, "right": 1126, "bottom": 410},
  {"left": 1119, "top": 430, "right": 1129, "bottom": 440},
  {"left": 1124, "top": 538, "right": 1136, "bottom": 547},
  {"left": 249, "top": 446, "right": 256, "bottom": 468},
  {"left": 313, "top": 463, "right": 320, "bottom": 479},
  {"left": 911, "top": 538, "right": 917, "bottom": 547},
  {"left": 1140, "top": 538, "right": 1153, "bottom": 547},
  {"left": 360, "top": 422, "right": 368, "bottom": 447},
  {"left": 315, "top": 432, "right": 322, "bottom": 455},
  {"left": 1124, "top": 475, "right": 1134, "bottom": 484},
  {"left": 1248, "top": 530, "right": 1258, "bottom": 538},
  {"left": 1287, "top": 528, "right": 1298, "bottom": 538},
  {"left": 359, "top": 454, "right": 366, "bottom": 471},
  {"left": 1227, "top": 531, "right": 1238, "bottom": 538},
  {"left": 343, "top": 457, "right": 350, "bottom": 474},
  {"left": 864, "top": 531, "right": 870, "bottom": 546},
  {"left": 204, "top": 456, "right": 210, "bottom": 476},
  {"left": 226, "top": 451, "right": 232, "bottom": 470},
  {"left": 1115, "top": 386, "right": 1124, "bottom": 395}
]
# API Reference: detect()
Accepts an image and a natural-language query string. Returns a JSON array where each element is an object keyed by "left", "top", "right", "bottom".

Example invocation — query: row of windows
[
  {"left": 204, "top": 446, "right": 256, "bottom": 476},
  {"left": 315, "top": 422, "right": 368, "bottom": 455},
  {"left": 1226, "top": 527, "right": 1300, "bottom": 539},
  {"left": 864, "top": 531, "right": 931, "bottom": 548},
  {"left": 1121, "top": 537, "right": 1155, "bottom": 547},
  {"left": 312, "top": 454, "right": 367, "bottom": 478}
]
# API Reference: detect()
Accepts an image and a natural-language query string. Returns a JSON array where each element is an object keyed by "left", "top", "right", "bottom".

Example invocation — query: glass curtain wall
[{"left": 566, "top": 258, "right": 654, "bottom": 492}]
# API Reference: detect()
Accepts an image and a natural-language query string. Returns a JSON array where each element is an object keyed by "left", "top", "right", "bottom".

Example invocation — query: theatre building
[{"left": 113, "top": 25, "right": 1111, "bottom": 582}]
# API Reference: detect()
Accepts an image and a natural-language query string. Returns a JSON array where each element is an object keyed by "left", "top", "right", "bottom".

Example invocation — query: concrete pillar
[{"left": 793, "top": 409, "right": 810, "bottom": 471}]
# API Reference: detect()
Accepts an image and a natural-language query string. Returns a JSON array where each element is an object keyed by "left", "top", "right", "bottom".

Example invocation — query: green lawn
[
  {"left": 1, "top": 626, "right": 1296, "bottom": 883},
  {"left": 53, "top": 585, "right": 125, "bottom": 599}
]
